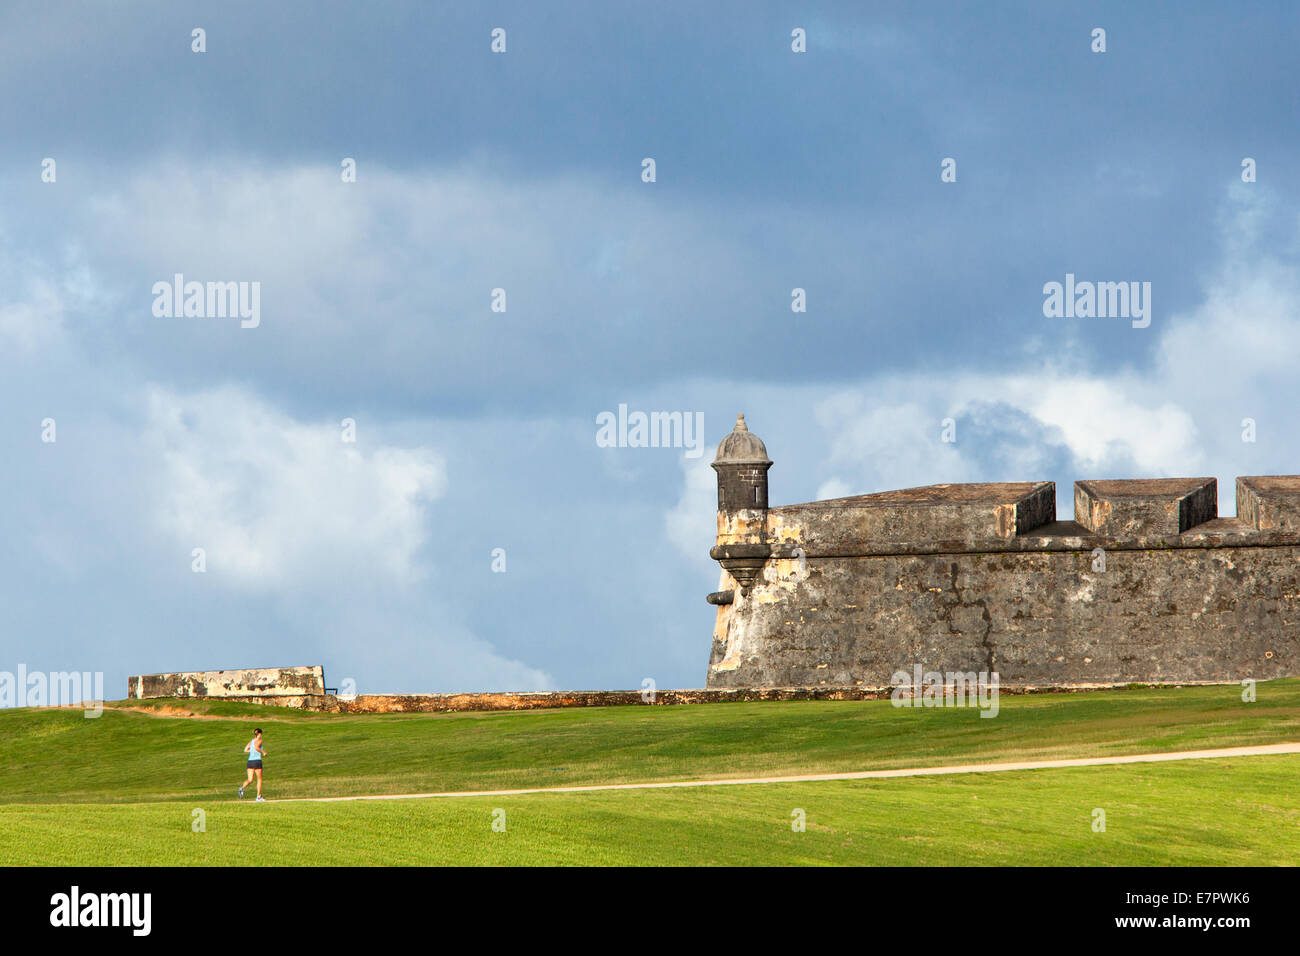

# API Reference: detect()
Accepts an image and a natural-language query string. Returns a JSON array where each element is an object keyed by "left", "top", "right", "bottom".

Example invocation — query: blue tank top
[{"left": 248, "top": 738, "right": 262, "bottom": 761}]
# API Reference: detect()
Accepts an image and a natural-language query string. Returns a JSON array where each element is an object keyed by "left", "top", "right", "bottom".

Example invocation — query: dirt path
[
  {"left": 105, "top": 704, "right": 302, "bottom": 722},
  {"left": 281, "top": 741, "right": 1300, "bottom": 803}
]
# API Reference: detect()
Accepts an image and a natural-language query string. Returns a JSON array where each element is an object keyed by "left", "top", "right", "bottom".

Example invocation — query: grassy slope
[
  {"left": 1, "top": 757, "right": 1296, "bottom": 865},
  {"left": 2, "top": 682, "right": 1297, "bottom": 865},
  {"left": 1, "top": 680, "right": 1298, "bottom": 805}
]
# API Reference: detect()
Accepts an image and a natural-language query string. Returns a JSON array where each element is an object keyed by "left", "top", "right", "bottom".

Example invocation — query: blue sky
[{"left": 3, "top": 1, "right": 1299, "bottom": 697}]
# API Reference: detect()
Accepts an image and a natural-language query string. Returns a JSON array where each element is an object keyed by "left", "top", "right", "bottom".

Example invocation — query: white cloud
[
  {"left": 664, "top": 456, "right": 716, "bottom": 563},
  {"left": 995, "top": 376, "right": 1201, "bottom": 475},
  {"left": 142, "top": 384, "right": 445, "bottom": 591},
  {"left": 132, "top": 382, "right": 558, "bottom": 690},
  {"left": 815, "top": 394, "right": 976, "bottom": 493},
  {"left": 0, "top": 276, "right": 65, "bottom": 353}
]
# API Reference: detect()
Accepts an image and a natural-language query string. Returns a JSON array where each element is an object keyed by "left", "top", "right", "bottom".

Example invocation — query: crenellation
[
  {"left": 1074, "top": 477, "right": 1217, "bottom": 536},
  {"left": 1237, "top": 475, "right": 1300, "bottom": 532}
]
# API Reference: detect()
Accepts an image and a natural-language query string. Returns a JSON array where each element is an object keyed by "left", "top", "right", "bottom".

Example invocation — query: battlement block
[
  {"left": 781, "top": 481, "right": 1056, "bottom": 547},
  {"left": 1074, "top": 478, "right": 1216, "bottom": 536},
  {"left": 1237, "top": 476, "right": 1300, "bottom": 531},
  {"left": 863, "top": 481, "right": 1055, "bottom": 541}
]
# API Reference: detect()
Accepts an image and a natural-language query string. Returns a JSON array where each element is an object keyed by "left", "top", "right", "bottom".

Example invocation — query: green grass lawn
[
  {"left": 2, "top": 681, "right": 1297, "bottom": 865},
  {"left": 1, "top": 680, "right": 1298, "bottom": 804},
  {"left": 1, "top": 757, "right": 1295, "bottom": 865}
]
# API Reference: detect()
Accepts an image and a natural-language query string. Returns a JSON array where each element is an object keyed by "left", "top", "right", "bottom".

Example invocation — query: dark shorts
[{"left": 247, "top": 760, "right": 263, "bottom": 770}]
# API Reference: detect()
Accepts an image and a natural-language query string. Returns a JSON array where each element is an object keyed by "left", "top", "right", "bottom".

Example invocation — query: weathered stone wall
[
  {"left": 127, "top": 666, "right": 326, "bottom": 699},
  {"left": 708, "top": 544, "right": 1299, "bottom": 687},
  {"left": 706, "top": 470, "right": 1300, "bottom": 688}
]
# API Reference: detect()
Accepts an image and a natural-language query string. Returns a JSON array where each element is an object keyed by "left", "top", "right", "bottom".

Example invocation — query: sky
[{"left": 2, "top": 1, "right": 1299, "bottom": 698}]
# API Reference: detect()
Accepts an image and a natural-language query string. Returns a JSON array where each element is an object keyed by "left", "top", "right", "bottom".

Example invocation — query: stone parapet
[{"left": 127, "top": 666, "right": 326, "bottom": 700}]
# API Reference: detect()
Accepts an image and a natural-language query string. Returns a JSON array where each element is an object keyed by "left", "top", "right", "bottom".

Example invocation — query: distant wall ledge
[
  {"left": 214, "top": 682, "right": 1246, "bottom": 713},
  {"left": 128, "top": 666, "right": 325, "bottom": 700}
]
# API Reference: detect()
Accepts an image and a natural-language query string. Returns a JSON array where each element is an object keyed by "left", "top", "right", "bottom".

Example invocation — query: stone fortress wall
[{"left": 706, "top": 416, "right": 1300, "bottom": 688}]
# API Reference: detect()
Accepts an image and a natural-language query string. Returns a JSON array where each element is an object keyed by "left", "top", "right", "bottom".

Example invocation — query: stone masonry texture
[
  {"left": 127, "top": 666, "right": 325, "bottom": 699},
  {"left": 706, "top": 418, "right": 1300, "bottom": 688}
]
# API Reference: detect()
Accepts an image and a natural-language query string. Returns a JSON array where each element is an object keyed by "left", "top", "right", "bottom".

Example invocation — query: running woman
[{"left": 238, "top": 728, "right": 267, "bottom": 801}]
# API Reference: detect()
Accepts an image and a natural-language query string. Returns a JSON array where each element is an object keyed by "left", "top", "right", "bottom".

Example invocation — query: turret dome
[{"left": 713, "top": 414, "right": 771, "bottom": 464}]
